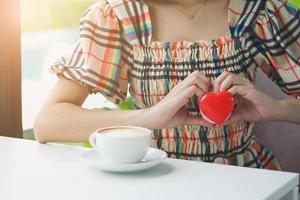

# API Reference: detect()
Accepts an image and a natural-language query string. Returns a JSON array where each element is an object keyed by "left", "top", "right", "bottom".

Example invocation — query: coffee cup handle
[{"left": 89, "top": 133, "right": 97, "bottom": 148}]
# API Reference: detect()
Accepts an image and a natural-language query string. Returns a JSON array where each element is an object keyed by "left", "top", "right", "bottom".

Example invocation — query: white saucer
[{"left": 81, "top": 148, "right": 167, "bottom": 172}]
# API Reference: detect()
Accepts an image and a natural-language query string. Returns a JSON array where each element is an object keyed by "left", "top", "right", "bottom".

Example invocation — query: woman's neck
[{"left": 146, "top": 0, "right": 208, "bottom": 8}]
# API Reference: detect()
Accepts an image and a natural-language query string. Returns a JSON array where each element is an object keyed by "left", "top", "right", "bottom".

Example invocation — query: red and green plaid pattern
[{"left": 50, "top": 0, "right": 300, "bottom": 170}]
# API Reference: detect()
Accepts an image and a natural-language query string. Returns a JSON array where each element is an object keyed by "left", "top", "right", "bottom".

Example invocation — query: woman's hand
[
  {"left": 213, "top": 71, "right": 283, "bottom": 125},
  {"left": 144, "top": 71, "right": 213, "bottom": 129}
]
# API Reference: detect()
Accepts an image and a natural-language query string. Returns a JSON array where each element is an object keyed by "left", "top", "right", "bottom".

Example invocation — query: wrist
[
  {"left": 270, "top": 100, "right": 290, "bottom": 121},
  {"left": 136, "top": 107, "right": 159, "bottom": 130}
]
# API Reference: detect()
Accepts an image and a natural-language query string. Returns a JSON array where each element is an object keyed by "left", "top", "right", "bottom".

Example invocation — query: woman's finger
[
  {"left": 219, "top": 74, "right": 237, "bottom": 92},
  {"left": 181, "top": 85, "right": 205, "bottom": 99},
  {"left": 214, "top": 71, "right": 253, "bottom": 92},
  {"left": 227, "top": 85, "right": 250, "bottom": 97},
  {"left": 191, "top": 71, "right": 211, "bottom": 86},
  {"left": 167, "top": 85, "right": 204, "bottom": 111},
  {"left": 179, "top": 71, "right": 211, "bottom": 93},
  {"left": 218, "top": 73, "right": 251, "bottom": 92},
  {"left": 213, "top": 71, "right": 230, "bottom": 92}
]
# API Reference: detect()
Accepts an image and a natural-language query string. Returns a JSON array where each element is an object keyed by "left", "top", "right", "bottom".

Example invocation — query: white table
[{"left": 0, "top": 136, "right": 298, "bottom": 200}]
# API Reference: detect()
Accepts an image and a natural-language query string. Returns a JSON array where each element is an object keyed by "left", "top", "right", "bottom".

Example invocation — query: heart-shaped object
[{"left": 198, "top": 92, "right": 235, "bottom": 125}]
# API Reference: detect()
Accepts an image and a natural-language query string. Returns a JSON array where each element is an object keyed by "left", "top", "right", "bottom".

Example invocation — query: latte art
[{"left": 100, "top": 128, "right": 147, "bottom": 137}]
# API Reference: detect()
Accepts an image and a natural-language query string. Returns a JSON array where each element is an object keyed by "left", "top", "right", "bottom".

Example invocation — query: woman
[{"left": 34, "top": 0, "right": 300, "bottom": 169}]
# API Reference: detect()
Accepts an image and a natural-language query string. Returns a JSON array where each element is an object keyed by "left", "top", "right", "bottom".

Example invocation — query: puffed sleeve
[
  {"left": 50, "top": 1, "right": 132, "bottom": 104},
  {"left": 248, "top": 0, "right": 300, "bottom": 97}
]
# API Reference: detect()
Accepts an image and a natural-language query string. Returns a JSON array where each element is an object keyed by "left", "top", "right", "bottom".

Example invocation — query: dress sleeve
[
  {"left": 249, "top": 0, "right": 300, "bottom": 97},
  {"left": 50, "top": 2, "right": 132, "bottom": 104}
]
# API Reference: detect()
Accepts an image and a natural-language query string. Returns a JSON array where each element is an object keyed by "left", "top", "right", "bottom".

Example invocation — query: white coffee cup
[{"left": 89, "top": 126, "right": 152, "bottom": 164}]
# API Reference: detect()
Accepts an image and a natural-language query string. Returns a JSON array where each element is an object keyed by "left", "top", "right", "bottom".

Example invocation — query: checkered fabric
[{"left": 50, "top": 0, "right": 300, "bottom": 169}]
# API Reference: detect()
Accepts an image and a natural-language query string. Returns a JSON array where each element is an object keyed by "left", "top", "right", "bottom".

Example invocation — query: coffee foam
[{"left": 100, "top": 128, "right": 146, "bottom": 137}]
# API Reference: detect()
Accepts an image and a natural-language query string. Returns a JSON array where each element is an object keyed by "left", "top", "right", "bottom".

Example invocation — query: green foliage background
[
  {"left": 22, "top": 0, "right": 300, "bottom": 32},
  {"left": 293, "top": 0, "right": 300, "bottom": 7}
]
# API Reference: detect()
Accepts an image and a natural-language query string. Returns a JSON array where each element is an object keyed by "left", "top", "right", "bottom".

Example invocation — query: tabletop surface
[{"left": 0, "top": 136, "right": 298, "bottom": 200}]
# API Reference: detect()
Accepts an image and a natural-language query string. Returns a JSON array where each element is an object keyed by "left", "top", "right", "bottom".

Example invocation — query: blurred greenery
[
  {"left": 117, "top": 96, "right": 134, "bottom": 110},
  {"left": 292, "top": 0, "right": 300, "bottom": 7},
  {"left": 22, "top": 0, "right": 300, "bottom": 32}
]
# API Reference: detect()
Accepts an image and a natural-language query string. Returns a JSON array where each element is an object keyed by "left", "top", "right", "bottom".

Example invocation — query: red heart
[{"left": 198, "top": 92, "right": 235, "bottom": 125}]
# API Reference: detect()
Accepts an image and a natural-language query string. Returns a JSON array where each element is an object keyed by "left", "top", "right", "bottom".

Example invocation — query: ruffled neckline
[
  {"left": 133, "top": 33, "right": 245, "bottom": 63},
  {"left": 134, "top": 31, "right": 234, "bottom": 49}
]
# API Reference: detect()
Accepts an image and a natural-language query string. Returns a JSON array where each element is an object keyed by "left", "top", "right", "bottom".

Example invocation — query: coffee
[
  {"left": 101, "top": 128, "right": 146, "bottom": 137},
  {"left": 89, "top": 126, "right": 152, "bottom": 164}
]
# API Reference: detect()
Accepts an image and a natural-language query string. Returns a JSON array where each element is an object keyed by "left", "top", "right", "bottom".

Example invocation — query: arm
[
  {"left": 34, "top": 78, "right": 149, "bottom": 143},
  {"left": 34, "top": 71, "right": 212, "bottom": 143},
  {"left": 276, "top": 99, "right": 300, "bottom": 124}
]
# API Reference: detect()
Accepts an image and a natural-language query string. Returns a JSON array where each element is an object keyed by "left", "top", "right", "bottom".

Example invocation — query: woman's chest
[{"left": 128, "top": 38, "right": 256, "bottom": 109}]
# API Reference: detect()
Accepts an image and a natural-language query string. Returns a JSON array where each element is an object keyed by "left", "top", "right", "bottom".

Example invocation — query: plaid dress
[{"left": 51, "top": 0, "right": 300, "bottom": 169}]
